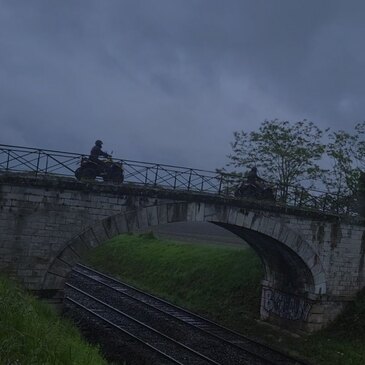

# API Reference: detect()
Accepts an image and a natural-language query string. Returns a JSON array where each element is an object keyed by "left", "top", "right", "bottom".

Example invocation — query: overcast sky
[{"left": 1, "top": 0, "right": 365, "bottom": 170}]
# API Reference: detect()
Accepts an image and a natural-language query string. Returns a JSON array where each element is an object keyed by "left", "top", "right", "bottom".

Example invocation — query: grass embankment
[
  {"left": 83, "top": 233, "right": 365, "bottom": 365},
  {"left": 84, "top": 232, "right": 263, "bottom": 328},
  {"left": 0, "top": 276, "right": 108, "bottom": 365}
]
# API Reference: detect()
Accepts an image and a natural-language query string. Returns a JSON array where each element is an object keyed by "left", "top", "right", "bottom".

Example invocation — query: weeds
[{"left": 0, "top": 276, "right": 107, "bottom": 365}]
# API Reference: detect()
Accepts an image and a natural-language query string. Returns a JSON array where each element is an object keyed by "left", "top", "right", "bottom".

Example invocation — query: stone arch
[
  {"left": 224, "top": 209, "right": 327, "bottom": 296},
  {"left": 42, "top": 202, "right": 326, "bottom": 299},
  {"left": 214, "top": 223, "right": 317, "bottom": 295}
]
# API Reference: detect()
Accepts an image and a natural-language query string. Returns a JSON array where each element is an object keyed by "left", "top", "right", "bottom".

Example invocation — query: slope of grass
[
  {"left": 0, "top": 276, "right": 108, "bottom": 365},
  {"left": 299, "top": 288, "right": 365, "bottom": 365},
  {"left": 83, "top": 232, "right": 263, "bottom": 328},
  {"left": 83, "top": 233, "right": 365, "bottom": 365}
]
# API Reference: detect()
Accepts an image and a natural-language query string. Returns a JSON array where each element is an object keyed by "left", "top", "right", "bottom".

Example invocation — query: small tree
[
  {"left": 325, "top": 131, "right": 359, "bottom": 193},
  {"left": 321, "top": 124, "right": 365, "bottom": 214},
  {"left": 227, "top": 119, "right": 326, "bottom": 202}
]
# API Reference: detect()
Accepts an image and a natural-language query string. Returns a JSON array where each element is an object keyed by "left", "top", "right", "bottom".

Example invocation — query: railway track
[{"left": 64, "top": 264, "right": 311, "bottom": 365}]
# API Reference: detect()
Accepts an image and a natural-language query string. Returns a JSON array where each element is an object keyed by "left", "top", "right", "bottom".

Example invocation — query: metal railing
[{"left": 0, "top": 144, "right": 357, "bottom": 215}]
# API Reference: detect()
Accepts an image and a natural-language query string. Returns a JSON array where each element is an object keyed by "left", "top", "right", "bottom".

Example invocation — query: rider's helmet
[{"left": 95, "top": 140, "right": 103, "bottom": 147}]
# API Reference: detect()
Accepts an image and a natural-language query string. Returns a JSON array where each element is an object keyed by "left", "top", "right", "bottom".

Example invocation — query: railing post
[
  {"left": 45, "top": 154, "right": 49, "bottom": 174},
  {"left": 145, "top": 167, "right": 149, "bottom": 185},
  {"left": 154, "top": 165, "right": 159, "bottom": 186},
  {"left": 293, "top": 188, "right": 297, "bottom": 206},
  {"left": 218, "top": 176, "right": 223, "bottom": 195},
  {"left": 6, "top": 150, "right": 10, "bottom": 170},
  {"left": 173, "top": 172, "right": 177, "bottom": 189},
  {"left": 322, "top": 194, "right": 327, "bottom": 212},
  {"left": 187, "top": 169, "right": 192, "bottom": 191},
  {"left": 299, "top": 187, "right": 305, "bottom": 207},
  {"left": 35, "top": 150, "right": 41, "bottom": 176}
]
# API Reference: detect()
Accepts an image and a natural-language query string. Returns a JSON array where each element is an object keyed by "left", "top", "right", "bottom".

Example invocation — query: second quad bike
[
  {"left": 75, "top": 156, "right": 124, "bottom": 184},
  {"left": 235, "top": 181, "right": 275, "bottom": 201}
]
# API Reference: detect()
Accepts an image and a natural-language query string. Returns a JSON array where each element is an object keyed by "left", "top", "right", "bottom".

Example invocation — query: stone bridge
[{"left": 0, "top": 172, "right": 364, "bottom": 332}]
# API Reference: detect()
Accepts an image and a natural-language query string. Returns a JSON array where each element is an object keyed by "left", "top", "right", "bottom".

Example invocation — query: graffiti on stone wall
[{"left": 262, "top": 287, "right": 312, "bottom": 321}]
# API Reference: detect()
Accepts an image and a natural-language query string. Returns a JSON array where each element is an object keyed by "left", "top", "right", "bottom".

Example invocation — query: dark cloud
[{"left": 1, "top": 0, "right": 364, "bottom": 170}]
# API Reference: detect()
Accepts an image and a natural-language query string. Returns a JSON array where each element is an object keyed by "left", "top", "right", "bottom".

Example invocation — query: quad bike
[
  {"left": 75, "top": 156, "right": 124, "bottom": 184},
  {"left": 235, "top": 181, "right": 275, "bottom": 201}
]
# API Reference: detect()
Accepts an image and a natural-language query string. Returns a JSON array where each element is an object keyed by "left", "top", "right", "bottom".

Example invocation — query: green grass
[
  {"left": 0, "top": 276, "right": 108, "bottom": 365},
  {"left": 83, "top": 233, "right": 365, "bottom": 365},
  {"left": 297, "top": 288, "right": 365, "bottom": 365},
  {"left": 83, "top": 232, "right": 263, "bottom": 329}
]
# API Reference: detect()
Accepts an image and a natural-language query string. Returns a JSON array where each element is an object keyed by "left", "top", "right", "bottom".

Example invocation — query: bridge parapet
[{"left": 0, "top": 144, "right": 357, "bottom": 215}]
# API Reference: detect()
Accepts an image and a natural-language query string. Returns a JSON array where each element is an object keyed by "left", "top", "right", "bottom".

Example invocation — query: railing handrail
[{"left": 0, "top": 144, "right": 222, "bottom": 175}]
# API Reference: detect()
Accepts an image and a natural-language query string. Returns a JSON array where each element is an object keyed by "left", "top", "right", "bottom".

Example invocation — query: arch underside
[
  {"left": 213, "top": 222, "right": 316, "bottom": 295},
  {"left": 43, "top": 203, "right": 325, "bottom": 301}
]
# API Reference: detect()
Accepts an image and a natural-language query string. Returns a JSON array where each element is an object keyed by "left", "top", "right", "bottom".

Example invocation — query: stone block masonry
[{"left": 1, "top": 172, "right": 365, "bottom": 332}]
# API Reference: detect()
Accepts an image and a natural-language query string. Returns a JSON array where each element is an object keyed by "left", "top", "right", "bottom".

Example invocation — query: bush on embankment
[
  {"left": 0, "top": 276, "right": 107, "bottom": 365},
  {"left": 83, "top": 233, "right": 365, "bottom": 365}
]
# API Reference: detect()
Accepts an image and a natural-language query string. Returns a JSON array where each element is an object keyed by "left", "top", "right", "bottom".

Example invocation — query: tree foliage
[
  {"left": 324, "top": 130, "right": 360, "bottom": 196},
  {"left": 227, "top": 120, "right": 326, "bottom": 201},
  {"left": 226, "top": 119, "right": 365, "bottom": 213},
  {"left": 322, "top": 122, "right": 365, "bottom": 212}
]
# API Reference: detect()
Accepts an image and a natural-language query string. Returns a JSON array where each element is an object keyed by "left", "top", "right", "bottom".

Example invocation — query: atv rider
[
  {"left": 246, "top": 166, "right": 264, "bottom": 188},
  {"left": 89, "top": 140, "right": 111, "bottom": 173}
]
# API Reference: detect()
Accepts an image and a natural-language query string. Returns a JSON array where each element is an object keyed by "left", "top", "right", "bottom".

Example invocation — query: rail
[
  {"left": 72, "top": 263, "right": 310, "bottom": 365},
  {"left": 0, "top": 144, "right": 357, "bottom": 215}
]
